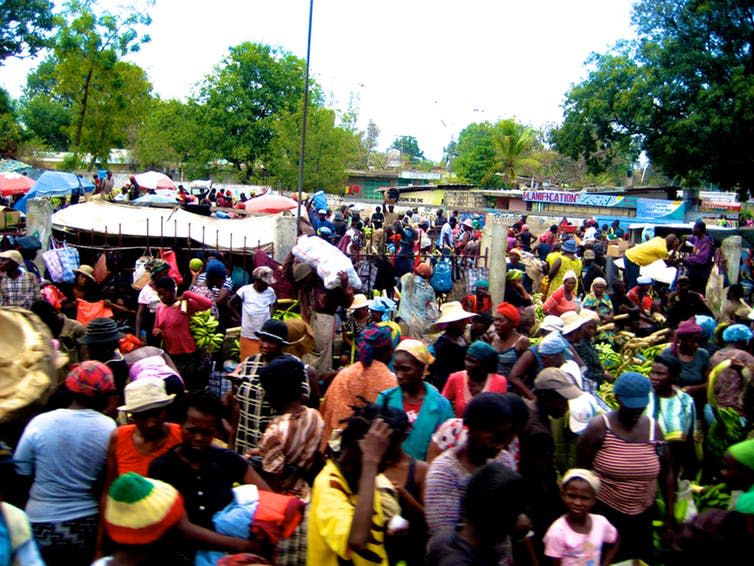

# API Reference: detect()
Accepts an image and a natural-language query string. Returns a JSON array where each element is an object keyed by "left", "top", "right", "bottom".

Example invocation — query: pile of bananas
[
  {"left": 597, "top": 381, "right": 619, "bottom": 410},
  {"left": 595, "top": 329, "right": 671, "bottom": 379},
  {"left": 189, "top": 310, "right": 224, "bottom": 353},
  {"left": 693, "top": 482, "right": 731, "bottom": 511}
]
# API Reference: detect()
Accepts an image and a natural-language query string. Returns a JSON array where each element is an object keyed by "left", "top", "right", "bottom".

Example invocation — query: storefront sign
[
  {"left": 522, "top": 190, "right": 623, "bottom": 207},
  {"left": 635, "top": 198, "right": 683, "bottom": 218},
  {"left": 700, "top": 199, "right": 741, "bottom": 211}
]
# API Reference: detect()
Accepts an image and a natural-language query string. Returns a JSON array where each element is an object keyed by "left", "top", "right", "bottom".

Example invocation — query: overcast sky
[{"left": 1, "top": 0, "right": 638, "bottom": 161}]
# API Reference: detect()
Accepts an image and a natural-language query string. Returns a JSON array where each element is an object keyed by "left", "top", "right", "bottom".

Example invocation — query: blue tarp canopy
[{"left": 14, "top": 171, "right": 95, "bottom": 213}]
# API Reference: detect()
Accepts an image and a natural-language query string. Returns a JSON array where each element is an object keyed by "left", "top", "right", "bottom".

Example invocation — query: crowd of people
[{"left": 1, "top": 199, "right": 754, "bottom": 566}]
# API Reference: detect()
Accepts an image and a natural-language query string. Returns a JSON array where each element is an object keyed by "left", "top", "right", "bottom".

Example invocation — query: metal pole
[{"left": 295, "top": 0, "right": 315, "bottom": 237}]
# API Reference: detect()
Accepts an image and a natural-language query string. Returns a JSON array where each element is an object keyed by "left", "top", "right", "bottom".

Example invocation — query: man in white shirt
[{"left": 231, "top": 266, "right": 277, "bottom": 359}]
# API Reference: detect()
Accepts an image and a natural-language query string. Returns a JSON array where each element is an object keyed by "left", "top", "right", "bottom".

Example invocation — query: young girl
[{"left": 543, "top": 468, "right": 619, "bottom": 566}]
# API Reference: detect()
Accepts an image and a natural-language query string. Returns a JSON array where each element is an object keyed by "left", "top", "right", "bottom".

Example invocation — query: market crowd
[{"left": 1, "top": 199, "right": 754, "bottom": 566}]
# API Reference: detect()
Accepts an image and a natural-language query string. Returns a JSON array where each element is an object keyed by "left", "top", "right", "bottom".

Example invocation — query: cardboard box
[
  {"left": 606, "top": 239, "right": 629, "bottom": 258},
  {"left": 0, "top": 206, "right": 20, "bottom": 230}
]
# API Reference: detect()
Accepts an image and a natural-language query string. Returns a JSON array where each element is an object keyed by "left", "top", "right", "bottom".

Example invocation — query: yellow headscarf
[{"left": 395, "top": 339, "right": 435, "bottom": 368}]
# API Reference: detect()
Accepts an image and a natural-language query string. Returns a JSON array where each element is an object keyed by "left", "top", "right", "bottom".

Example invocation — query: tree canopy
[
  {"left": 452, "top": 119, "right": 540, "bottom": 188},
  {"left": 552, "top": 0, "right": 754, "bottom": 192},
  {"left": 0, "top": 0, "right": 54, "bottom": 62},
  {"left": 390, "top": 135, "right": 425, "bottom": 163}
]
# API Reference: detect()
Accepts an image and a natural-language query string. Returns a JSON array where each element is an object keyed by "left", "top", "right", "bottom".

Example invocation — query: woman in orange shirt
[{"left": 105, "top": 377, "right": 181, "bottom": 481}]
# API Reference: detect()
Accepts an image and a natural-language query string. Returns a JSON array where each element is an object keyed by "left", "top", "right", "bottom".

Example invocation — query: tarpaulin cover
[{"left": 51, "top": 200, "right": 277, "bottom": 251}]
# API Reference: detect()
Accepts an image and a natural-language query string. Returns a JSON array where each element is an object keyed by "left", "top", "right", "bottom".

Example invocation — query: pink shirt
[
  {"left": 544, "top": 514, "right": 617, "bottom": 566},
  {"left": 543, "top": 286, "right": 579, "bottom": 316},
  {"left": 441, "top": 370, "right": 508, "bottom": 417},
  {"left": 154, "top": 291, "right": 213, "bottom": 355}
]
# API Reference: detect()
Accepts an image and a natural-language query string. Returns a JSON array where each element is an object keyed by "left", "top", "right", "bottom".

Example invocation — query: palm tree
[{"left": 482, "top": 119, "right": 540, "bottom": 187}]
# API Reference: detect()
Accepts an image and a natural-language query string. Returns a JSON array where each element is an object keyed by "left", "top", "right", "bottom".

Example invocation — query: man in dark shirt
[
  {"left": 371, "top": 206, "right": 384, "bottom": 229},
  {"left": 518, "top": 368, "right": 581, "bottom": 555},
  {"left": 149, "top": 392, "right": 269, "bottom": 530}
]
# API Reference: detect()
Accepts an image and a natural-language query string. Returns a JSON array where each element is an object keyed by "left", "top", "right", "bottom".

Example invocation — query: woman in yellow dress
[{"left": 546, "top": 238, "right": 582, "bottom": 298}]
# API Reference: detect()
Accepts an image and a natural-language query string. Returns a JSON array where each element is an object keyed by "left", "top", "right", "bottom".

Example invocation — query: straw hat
[
  {"left": 561, "top": 311, "right": 587, "bottom": 335},
  {"left": 349, "top": 294, "right": 369, "bottom": 310},
  {"left": 0, "top": 250, "right": 23, "bottom": 265},
  {"left": 118, "top": 377, "right": 175, "bottom": 413},
  {"left": 74, "top": 265, "right": 96, "bottom": 282},
  {"left": 282, "top": 319, "right": 315, "bottom": 358},
  {"left": 430, "top": 301, "right": 475, "bottom": 332}
]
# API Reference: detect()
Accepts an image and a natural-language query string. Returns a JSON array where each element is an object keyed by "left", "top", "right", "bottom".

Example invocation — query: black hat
[
  {"left": 78, "top": 318, "right": 125, "bottom": 344},
  {"left": 255, "top": 319, "right": 291, "bottom": 344}
]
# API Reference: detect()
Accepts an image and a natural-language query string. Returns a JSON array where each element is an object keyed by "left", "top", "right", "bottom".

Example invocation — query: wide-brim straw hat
[
  {"left": 430, "top": 301, "right": 475, "bottom": 332},
  {"left": 118, "top": 377, "right": 175, "bottom": 413},
  {"left": 349, "top": 294, "right": 370, "bottom": 310},
  {"left": 561, "top": 311, "right": 587, "bottom": 335},
  {"left": 282, "top": 318, "right": 315, "bottom": 358},
  {"left": 74, "top": 265, "right": 96, "bottom": 282}
]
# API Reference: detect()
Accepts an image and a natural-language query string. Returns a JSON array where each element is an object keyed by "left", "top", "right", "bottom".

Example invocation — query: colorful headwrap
[
  {"left": 496, "top": 301, "right": 521, "bottom": 326},
  {"left": 357, "top": 325, "right": 395, "bottom": 367},
  {"left": 376, "top": 321, "right": 402, "bottom": 348},
  {"left": 695, "top": 315, "right": 716, "bottom": 340},
  {"left": 475, "top": 280, "right": 489, "bottom": 290},
  {"left": 466, "top": 341, "right": 499, "bottom": 372},
  {"left": 395, "top": 339, "right": 435, "bottom": 368},
  {"left": 563, "top": 269, "right": 578, "bottom": 283},
  {"left": 369, "top": 296, "right": 397, "bottom": 322},
  {"left": 506, "top": 269, "right": 524, "bottom": 282}
]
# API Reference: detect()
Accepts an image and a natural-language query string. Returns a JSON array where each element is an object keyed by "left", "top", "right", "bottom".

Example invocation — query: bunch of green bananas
[
  {"left": 273, "top": 299, "right": 302, "bottom": 321},
  {"left": 597, "top": 381, "right": 619, "bottom": 410},
  {"left": 705, "top": 406, "right": 746, "bottom": 463},
  {"left": 189, "top": 310, "right": 224, "bottom": 353},
  {"left": 595, "top": 343, "right": 621, "bottom": 371},
  {"left": 228, "top": 338, "right": 240, "bottom": 361},
  {"left": 695, "top": 483, "right": 731, "bottom": 511}
]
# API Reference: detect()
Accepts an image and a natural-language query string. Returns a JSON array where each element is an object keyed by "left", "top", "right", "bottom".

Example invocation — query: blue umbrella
[{"left": 14, "top": 171, "right": 95, "bottom": 213}]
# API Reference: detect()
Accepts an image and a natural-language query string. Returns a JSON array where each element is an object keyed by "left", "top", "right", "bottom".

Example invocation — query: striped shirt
[
  {"left": 593, "top": 415, "right": 661, "bottom": 515},
  {"left": 259, "top": 407, "right": 324, "bottom": 499},
  {"left": 645, "top": 388, "right": 697, "bottom": 442}
]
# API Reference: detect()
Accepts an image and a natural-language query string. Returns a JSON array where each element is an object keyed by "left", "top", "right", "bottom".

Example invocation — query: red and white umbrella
[
  {"left": 133, "top": 171, "right": 177, "bottom": 191},
  {"left": 0, "top": 172, "right": 35, "bottom": 196},
  {"left": 244, "top": 193, "right": 298, "bottom": 214}
]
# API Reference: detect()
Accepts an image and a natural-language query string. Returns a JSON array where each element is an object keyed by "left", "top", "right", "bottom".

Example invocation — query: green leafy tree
[
  {"left": 0, "top": 87, "right": 23, "bottom": 157},
  {"left": 390, "top": 135, "right": 425, "bottom": 163},
  {"left": 0, "top": 0, "right": 54, "bottom": 62},
  {"left": 453, "top": 119, "right": 540, "bottom": 187},
  {"left": 52, "top": 0, "right": 153, "bottom": 163},
  {"left": 131, "top": 98, "right": 210, "bottom": 178},
  {"left": 554, "top": 0, "right": 754, "bottom": 193},
  {"left": 198, "top": 42, "right": 309, "bottom": 180},
  {"left": 486, "top": 119, "right": 540, "bottom": 186},
  {"left": 267, "top": 103, "right": 360, "bottom": 193},
  {"left": 19, "top": 59, "right": 73, "bottom": 150}
]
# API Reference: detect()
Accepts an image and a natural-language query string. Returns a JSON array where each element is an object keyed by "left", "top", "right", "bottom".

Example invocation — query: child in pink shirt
[
  {"left": 153, "top": 276, "right": 213, "bottom": 390},
  {"left": 543, "top": 468, "right": 619, "bottom": 566}
]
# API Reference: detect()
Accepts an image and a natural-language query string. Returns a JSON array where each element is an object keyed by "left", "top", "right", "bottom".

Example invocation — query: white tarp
[{"left": 51, "top": 200, "right": 278, "bottom": 251}]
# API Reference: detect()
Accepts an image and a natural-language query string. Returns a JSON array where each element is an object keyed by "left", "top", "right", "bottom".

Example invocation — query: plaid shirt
[
  {"left": 0, "top": 271, "right": 39, "bottom": 309},
  {"left": 233, "top": 354, "right": 270, "bottom": 455}
]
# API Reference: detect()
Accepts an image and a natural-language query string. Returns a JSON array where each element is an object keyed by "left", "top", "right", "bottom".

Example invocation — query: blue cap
[
  {"left": 562, "top": 238, "right": 577, "bottom": 253},
  {"left": 722, "top": 324, "right": 753, "bottom": 343},
  {"left": 613, "top": 372, "right": 651, "bottom": 409},
  {"left": 695, "top": 315, "right": 716, "bottom": 340}
]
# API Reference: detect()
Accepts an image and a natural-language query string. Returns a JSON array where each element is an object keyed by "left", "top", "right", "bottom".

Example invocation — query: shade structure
[
  {"left": 14, "top": 170, "right": 95, "bottom": 213},
  {"left": 0, "top": 159, "right": 32, "bottom": 173},
  {"left": 0, "top": 172, "right": 35, "bottom": 196},
  {"left": 133, "top": 171, "right": 177, "bottom": 191},
  {"left": 244, "top": 193, "right": 297, "bottom": 214}
]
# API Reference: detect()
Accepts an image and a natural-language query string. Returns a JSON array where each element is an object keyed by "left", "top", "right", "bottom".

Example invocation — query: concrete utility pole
[{"left": 483, "top": 214, "right": 507, "bottom": 308}]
